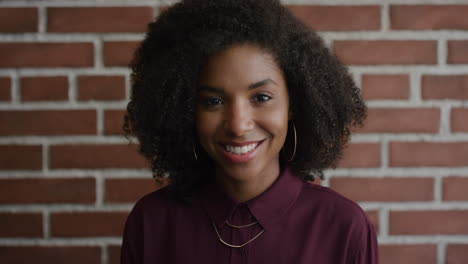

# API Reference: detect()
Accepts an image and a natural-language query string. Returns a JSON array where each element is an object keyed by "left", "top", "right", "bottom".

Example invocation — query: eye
[
  {"left": 253, "top": 94, "right": 272, "bottom": 103},
  {"left": 202, "top": 97, "right": 223, "bottom": 106}
]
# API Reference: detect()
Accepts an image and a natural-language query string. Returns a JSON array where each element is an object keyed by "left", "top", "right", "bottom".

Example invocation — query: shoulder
[
  {"left": 127, "top": 186, "right": 182, "bottom": 221},
  {"left": 298, "top": 181, "right": 372, "bottom": 227},
  {"left": 298, "top": 182, "right": 379, "bottom": 263},
  {"left": 134, "top": 186, "right": 173, "bottom": 208}
]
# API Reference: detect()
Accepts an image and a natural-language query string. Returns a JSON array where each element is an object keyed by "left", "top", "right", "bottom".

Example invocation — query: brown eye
[
  {"left": 202, "top": 97, "right": 223, "bottom": 106},
  {"left": 253, "top": 94, "right": 272, "bottom": 103}
]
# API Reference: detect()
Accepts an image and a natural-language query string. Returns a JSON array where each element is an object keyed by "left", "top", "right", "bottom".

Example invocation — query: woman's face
[{"left": 196, "top": 43, "right": 290, "bottom": 181}]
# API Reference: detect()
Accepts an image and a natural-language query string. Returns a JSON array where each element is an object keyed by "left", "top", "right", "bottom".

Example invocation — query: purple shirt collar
[{"left": 198, "top": 166, "right": 303, "bottom": 230}]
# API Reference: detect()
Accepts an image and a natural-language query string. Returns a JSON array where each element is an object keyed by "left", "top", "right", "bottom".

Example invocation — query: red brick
[
  {"left": 0, "top": 145, "right": 42, "bottom": 170},
  {"left": 422, "top": 75, "right": 468, "bottom": 99},
  {"left": 51, "top": 212, "right": 128, "bottom": 237},
  {"left": 390, "top": 210, "right": 468, "bottom": 234},
  {"left": 0, "top": 77, "right": 11, "bottom": 101},
  {"left": 103, "top": 41, "right": 140, "bottom": 66},
  {"left": 338, "top": 143, "right": 381, "bottom": 168},
  {"left": 366, "top": 210, "right": 379, "bottom": 234},
  {"left": 50, "top": 144, "right": 148, "bottom": 169},
  {"left": 447, "top": 244, "right": 468, "bottom": 264},
  {"left": 0, "top": 43, "right": 93, "bottom": 68},
  {"left": 390, "top": 142, "right": 468, "bottom": 167},
  {"left": 361, "top": 74, "right": 409, "bottom": 100},
  {"left": 0, "top": 110, "right": 96, "bottom": 136},
  {"left": 0, "top": 213, "right": 42, "bottom": 237},
  {"left": 355, "top": 108, "right": 440, "bottom": 133},
  {"left": 0, "top": 8, "right": 38, "bottom": 33},
  {"left": 391, "top": 5, "right": 468, "bottom": 30},
  {"left": 21, "top": 76, "right": 68, "bottom": 101},
  {"left": 443, "top": 177, "right": 468, "bottom": 201},
  {"left": 452, "top": 108, "right": 468, "bottom": 132},
  {"left": 330, "top": 177, "right": 433, "bottom": 202},
  {"left": 108, "top": 245, "right": 121, "bottom": 264},
  {"left": 104, "top": 109, "right": 126, "bottom": 135},
  {"left": 105, "top": 178, "right": 165, "bottom": 203},
  {"left": 0, "top": 246, "right": 100, "bottom": 264},
  {"left": 448, "top": 41, "right": 468, "bottom": 64},
  {"left": 287, "top": 5, "right": 380, "bottom": 31},
  {"left": 334, "top": 40, "right": 437, "bottom": 65},
  {"left": 379, "top": 244, "right": 436, "bottom": 264},
  {"left": 77, "top": 76, "right": 126, "bottom": 101},
  {"left": 48, "top": 7, "right": 153, "bottom": 33},
  {"left": 0, "top": 178, "right": 95, "bottom": 204}
]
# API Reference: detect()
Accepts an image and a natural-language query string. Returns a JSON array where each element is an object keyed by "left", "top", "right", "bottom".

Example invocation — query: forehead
[{"left": 198, "top": 43, "right": 285, "bottom": 90}]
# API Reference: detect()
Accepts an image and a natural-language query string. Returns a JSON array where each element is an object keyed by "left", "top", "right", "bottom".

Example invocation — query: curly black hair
[{"left": 124, "top": 0, "right": 367, "bottom": 201}]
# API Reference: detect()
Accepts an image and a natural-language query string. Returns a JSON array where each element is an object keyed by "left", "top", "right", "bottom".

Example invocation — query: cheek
[
  {"left": 260, "top": 107, "right": 289, "bottom": 143},
  {"left": 195, "top": 112, "right": 218, "bottom": 144}
]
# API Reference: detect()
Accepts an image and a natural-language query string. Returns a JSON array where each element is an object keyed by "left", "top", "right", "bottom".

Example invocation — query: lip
[{"left": 218, "top": 139, "right": 265, "bottom": 163}]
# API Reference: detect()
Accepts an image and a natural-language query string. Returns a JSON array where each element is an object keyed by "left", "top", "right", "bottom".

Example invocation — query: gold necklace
[
  {"left": 212, "top": 221, "right": 265, "bottom": 248},
  {"left": 225, "top": 220, "right": 258, "bottom": 228}
]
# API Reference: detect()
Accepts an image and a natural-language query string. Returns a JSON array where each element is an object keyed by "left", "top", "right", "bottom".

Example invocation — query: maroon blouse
[{"left": 121, "top": 167, "right": 378, "bottom": 263}]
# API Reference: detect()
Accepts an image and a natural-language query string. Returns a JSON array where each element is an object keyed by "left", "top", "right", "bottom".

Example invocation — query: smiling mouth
[{"left": 221, "top": 140, "right": 264, "bottom": 155}]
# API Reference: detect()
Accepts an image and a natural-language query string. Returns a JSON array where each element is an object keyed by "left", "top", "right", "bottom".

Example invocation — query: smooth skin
[{"left": 196, "top": 43, "right": 291, "bottom": 202}]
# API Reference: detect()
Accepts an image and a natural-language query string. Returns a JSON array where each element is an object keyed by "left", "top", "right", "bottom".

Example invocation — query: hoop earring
[
  {"left": 192, "top": 143, "right": 198, "bottom": 161},
  {"left": 287, "top": 121, "right": 297, "bottom": 162}
]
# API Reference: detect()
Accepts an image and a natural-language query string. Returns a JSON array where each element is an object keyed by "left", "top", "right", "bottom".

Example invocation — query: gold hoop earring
[
  {"left": 192, "top": 143, "right": 198, "bottom": 161},
  {"left": 288, "top": 121, "right": 297, "bottom": 162}
]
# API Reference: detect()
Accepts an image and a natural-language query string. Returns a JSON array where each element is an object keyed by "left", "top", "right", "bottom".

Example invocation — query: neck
[{"left": 215, "top": 162, "right": 281, "bottom": 202}]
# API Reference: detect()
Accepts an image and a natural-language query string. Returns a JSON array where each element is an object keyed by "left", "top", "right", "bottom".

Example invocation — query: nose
[{"left": 223, "top": 100, "right": 254, "bottom": 137}]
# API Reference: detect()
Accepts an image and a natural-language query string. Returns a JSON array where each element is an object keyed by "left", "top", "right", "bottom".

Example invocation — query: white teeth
[{"left": 224, "top": 143, "right": 258, "bottom": 155}]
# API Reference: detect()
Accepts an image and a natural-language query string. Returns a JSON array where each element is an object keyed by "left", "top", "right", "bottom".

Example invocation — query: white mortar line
[
  {"left": 0, "top": 205, "right": 134, "bottom": 212},
  {"left": 434, "top": 176, "right": 443, "bottom": 202},
  {"left": 381, "top": 138, "right": 389, "bottom": 169},
  {"left": 0, "top": 173, "right": 152, "bottom": 179},
  {"left": 0, "top": 68, "right": 131, "bottom": 77},
  {"left": 377, "top": 236, "right": 468, "bottom": 243},
  {"left": 0, "top": 135, "right": 132, "bottom": 144},
  {"left": 360, "top": 203, "right": 468, "bottom": 210},
  {"left": 4, "top": 201, "right": 468, "bottom": 212},
  {"left": 381, "top": 3, "right": 390, "bottom": 32},
  {"left": 352, "top": 133, "right": 468, "bottom": 142},
  {"left": 97, "top": 108, "right": 104, "bottom": 136},
  {"left": 0, "top": 65, "right": 458, "bottom": 75},
  {"left": 102, "top": 244, "right": 109, "bottom": 264},
  {"left": 69, "top": 73, "right": 77, "bottom": 103},
  {"left": 6, "top": 100, "right": 468, "bottom": 110},
  {"left": 440, "top": 104, "right": 451, "bottom": 136},
  {"left": 94, "top": 38, "right": 104, "bottom": 70},
  {"left": 380, "top": 208, "right": 389, "bottom": 238},
  {"left": 1, "top": 235, "right": 468, "bottom": 246},
  {"left": 38, "top": 6, "right": 47, "bottom": 34},
  {"left": 96, "top": 173, "right": 104, "bottom": 207},
  {"left": 43, "top": 209, "right": 50, "bottom": 239},
  {"left": 124, "top": 68, "right": 131, "bottom": 101},
  {"left": 438, "top": 38, "right": 448, "bottom": 66},
  {"left": 409, "top": 72, "right": 421, "bottom": 103},
  {"left": 43, "top": 143, "right": 49, "bottom": 173},
  {"left": 0, "top": 238, "right": 123, "bottom": 245},
  {"left": 438, "top": 242, "right": 447, "bottom": 264}
]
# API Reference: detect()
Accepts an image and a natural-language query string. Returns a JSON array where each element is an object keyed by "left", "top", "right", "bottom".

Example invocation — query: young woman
[{"left": 121, "top": 0, "right": 377, "bottom": 263}]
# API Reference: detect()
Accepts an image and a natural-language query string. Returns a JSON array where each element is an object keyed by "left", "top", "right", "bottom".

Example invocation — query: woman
[{"left": 121, "top": 0, "right": 377, "bottom": 263}]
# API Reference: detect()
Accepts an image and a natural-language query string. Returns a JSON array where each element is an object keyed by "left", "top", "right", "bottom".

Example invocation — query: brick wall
[{"left": 0, "top": 0, "right": 467, "bottom": 263}]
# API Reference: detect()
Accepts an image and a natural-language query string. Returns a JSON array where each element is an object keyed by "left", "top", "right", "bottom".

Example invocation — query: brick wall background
[{"left": 0, "top": 0, "right": 467, "bottom": 263}]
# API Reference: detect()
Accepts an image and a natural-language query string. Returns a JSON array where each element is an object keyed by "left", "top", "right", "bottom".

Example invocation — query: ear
[{"left": 288, "top": 110, "right": 293, "bottom": 120}]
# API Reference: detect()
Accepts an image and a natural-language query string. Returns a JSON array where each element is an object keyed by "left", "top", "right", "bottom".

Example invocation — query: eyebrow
[{"left": 198, "top": 78, "right": 277, "bottom": 93}]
